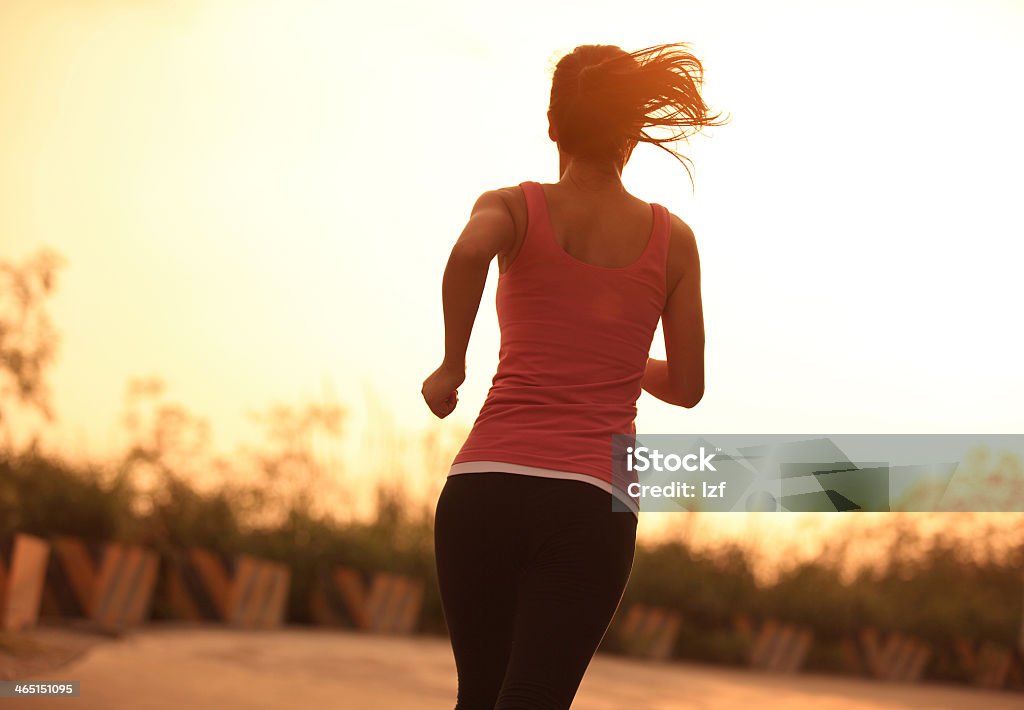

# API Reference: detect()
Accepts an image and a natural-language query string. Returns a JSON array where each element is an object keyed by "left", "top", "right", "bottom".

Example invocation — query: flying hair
[{"left": 548, "top": 42, "right": 727, "bottom": 182}]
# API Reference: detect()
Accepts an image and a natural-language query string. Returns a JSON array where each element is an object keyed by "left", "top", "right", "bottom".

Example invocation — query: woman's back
[
  {"left": 449, "top": 180, "right": 671, "bottom": 511},
  {"left": 497, "top": 182, "right": 660, "bottom": 273}
]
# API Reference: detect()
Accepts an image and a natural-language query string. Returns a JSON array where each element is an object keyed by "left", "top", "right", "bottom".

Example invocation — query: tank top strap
[
  {"left": 519, "top": 180, "right": 546, "bottom": 222},
  {"left": 513, "top": 181, "right": 553, "bottom": 266},
  {"left": 520, "top": 182, "right": 554, "bottom": 239}
]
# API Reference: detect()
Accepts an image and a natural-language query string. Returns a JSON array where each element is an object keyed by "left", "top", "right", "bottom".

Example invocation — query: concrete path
[{"left": 13, "top": 626, "right": 1022, "bottom": 709}]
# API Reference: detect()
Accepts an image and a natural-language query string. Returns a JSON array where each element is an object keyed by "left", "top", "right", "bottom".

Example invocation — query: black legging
[{"left": 434, "top": 472, "right": 637, "bottom": 710}]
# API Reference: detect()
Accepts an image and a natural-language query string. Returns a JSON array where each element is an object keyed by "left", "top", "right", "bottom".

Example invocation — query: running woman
[{"left": 422, "top": 42, "right": 722, "bottom": 710}]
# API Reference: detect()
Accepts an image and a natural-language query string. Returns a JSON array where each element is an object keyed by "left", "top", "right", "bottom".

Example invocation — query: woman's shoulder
[
  {"left": 490, "top": 183, "right": 529, "bottom": 201},
  {"left": 479, "top": 184, "right": 529, "bottom": 227},
  {"left": 469, "top": 185, "right": 529, "bottom": 256}
]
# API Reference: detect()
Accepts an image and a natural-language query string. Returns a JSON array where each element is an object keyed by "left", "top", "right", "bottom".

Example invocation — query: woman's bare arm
[
  {"left": 439, "top": 191, "right": 515, "bottom": 371},
  {"left": 422, "top": 190, "right": 516, "bottom": 418},
  {"left": 642, "top": 215, "right": 705, "bottom": 408}
]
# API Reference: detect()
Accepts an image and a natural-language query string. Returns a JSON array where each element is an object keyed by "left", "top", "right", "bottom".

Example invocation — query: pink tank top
[{"left": 449, "top": 181, "right": 670, "bottom": 514}]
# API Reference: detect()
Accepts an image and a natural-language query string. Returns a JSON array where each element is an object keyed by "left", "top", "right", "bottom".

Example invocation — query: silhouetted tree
[{"left": 0, "top": 248, "right": 65, "bottom": 452}]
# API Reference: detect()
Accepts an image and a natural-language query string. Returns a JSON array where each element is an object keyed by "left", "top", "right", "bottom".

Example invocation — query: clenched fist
[{"left": 422, "top": 363, "right": 466, "bottom": 418}]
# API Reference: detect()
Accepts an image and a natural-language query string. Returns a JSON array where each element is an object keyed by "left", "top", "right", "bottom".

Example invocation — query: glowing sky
[{"left": 3, "top": 0, "right": 1023, "bottom": 478}]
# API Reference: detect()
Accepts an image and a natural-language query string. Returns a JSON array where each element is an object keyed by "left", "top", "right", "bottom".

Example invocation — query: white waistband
[{"left": 448, "top": 461, "right": 640, "bottom": 517}]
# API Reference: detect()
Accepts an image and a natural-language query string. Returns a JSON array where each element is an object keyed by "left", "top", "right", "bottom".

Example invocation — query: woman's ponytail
[{"left": 549, "top": 43, "right": 726, "bottom": 178}]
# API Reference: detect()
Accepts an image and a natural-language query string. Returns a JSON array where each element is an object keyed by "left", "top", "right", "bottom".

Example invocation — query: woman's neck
[{"left": 556, "top": 153, "right": 627, "bottom": 196}]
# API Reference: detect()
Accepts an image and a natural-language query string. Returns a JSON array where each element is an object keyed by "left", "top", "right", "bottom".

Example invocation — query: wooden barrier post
[
  {"left": 41, "top": 536, "right": 158, "bottom": 631},
  {"left": 257, "top": 561, "right": 291, "bottom": 628},
  {"left": 955, "top": 639, "right": 1014, "bottom": 689},
  {"left": 166, "top": 548, "right": 290, "bottom": 628},
  {"left": 309, "top": 566, "right": 424, "bottom": 634},
  {"left": 309, "top": 567, "right": 369, "bottom": 628},
  {"left": 858, "top": 628, "right": 932, "bottom": 683},
  {"left": 735, "top": 615, "right": 814, "bottom": 673},
  {"left": 0, "top": 534, "right": 50, "bottom": 631},
  {"left": 613, "top": 604, "right": 682, "bottom": 661}
]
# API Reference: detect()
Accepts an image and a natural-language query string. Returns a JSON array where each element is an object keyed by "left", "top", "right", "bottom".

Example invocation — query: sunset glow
[{"left": 3, "top": 1, "right": 1023, "bottom": 544}]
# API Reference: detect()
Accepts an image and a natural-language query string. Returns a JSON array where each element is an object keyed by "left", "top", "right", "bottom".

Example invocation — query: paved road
[{"left": 12, "top": 626, "right": 1022, "bottom": 709}]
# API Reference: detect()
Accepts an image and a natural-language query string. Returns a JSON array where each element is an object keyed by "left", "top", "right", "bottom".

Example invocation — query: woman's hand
[{"left": 422, "top": 363, "right": 466, "bottom": 418}]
